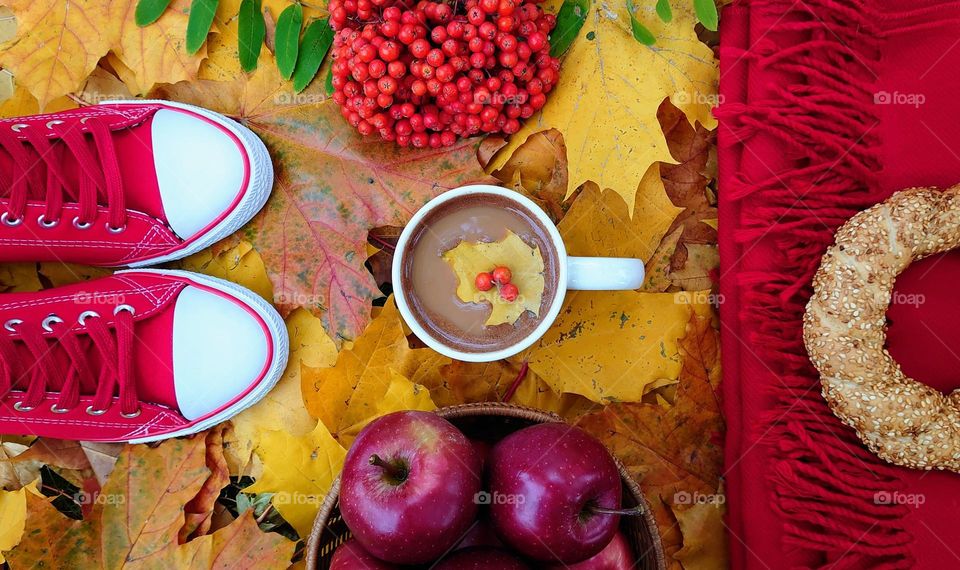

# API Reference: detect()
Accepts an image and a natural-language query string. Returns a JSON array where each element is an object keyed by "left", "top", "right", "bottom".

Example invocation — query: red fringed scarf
[{"left": 718, "top": 0, "right": 960, "bottom": 567}]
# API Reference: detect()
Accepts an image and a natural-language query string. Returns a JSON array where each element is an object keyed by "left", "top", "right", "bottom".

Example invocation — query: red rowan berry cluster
[{"left": 329, "top": 0, "right": 560, "bottom": 147}]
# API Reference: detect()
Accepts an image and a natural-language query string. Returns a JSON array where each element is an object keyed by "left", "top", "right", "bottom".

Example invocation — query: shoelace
[
  {"left": 0, "top": 307, "right": 140, "bottom": 417},
  {"left": 0, "top": 116, "right": 127, "bottom": 232}
]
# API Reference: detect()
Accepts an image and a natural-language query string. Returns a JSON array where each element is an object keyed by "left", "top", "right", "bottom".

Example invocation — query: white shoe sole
[
  {"left": 102, "top": 99, "right": 274, "bottom": 268},
  {"left": 119, "top": 269, "right": 289, "bottom": 443}
]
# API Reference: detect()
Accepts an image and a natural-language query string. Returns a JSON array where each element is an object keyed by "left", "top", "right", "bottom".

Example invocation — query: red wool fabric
[{"left": 718, "top": 0, "right": 960, "bottom": 567}]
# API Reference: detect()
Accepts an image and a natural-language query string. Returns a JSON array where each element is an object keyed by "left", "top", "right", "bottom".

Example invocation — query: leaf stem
[
  {"left": 256, "top": 503, "right": 274, "bottom": 524},
  {"left": 368, "top": 232, "right": 397, "bottom": 252},
  {"left": 501, "top": 360, "right": 529, "bottom": 403}
]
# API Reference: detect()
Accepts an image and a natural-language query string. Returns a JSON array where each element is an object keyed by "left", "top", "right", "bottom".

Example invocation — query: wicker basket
[{"left": 305, "top": 403, "right": 666, "bottom": 569}]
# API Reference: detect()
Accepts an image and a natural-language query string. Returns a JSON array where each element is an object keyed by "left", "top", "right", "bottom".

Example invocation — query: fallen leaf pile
[
  {"left": 443, "top": 230, "right": 547, "bottom": 326},
  {"left": 0, "top": 0, "right": 723, "bottom": 567}
]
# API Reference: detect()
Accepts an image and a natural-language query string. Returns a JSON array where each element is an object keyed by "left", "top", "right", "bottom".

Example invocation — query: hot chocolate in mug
[{"left": 392, "top": 185, "right": 645, "bottom": 362}]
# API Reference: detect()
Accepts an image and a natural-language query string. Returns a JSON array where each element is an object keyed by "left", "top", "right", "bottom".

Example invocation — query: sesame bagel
[{"left": 803, "top": 186, "right": 960, "bottom": 471}]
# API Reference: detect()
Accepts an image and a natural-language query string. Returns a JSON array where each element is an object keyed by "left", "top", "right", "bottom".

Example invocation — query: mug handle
[{"left": 567, "top": 257, "right": 646, "bottom": 290}]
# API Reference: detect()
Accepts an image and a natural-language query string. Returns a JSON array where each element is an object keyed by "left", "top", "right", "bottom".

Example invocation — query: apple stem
[
  {"left": 369, "top": 454, "right": 408, "bottom": 482},
  {"left": 501, "top": 360, "right": 529, "bottom": 403},
  {"left": 588, "top": 505, "right": 646, "bottom": 517}
]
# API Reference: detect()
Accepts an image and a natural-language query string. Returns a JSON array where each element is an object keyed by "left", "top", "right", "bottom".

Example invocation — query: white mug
[{"left": 392, "top": 185, "right": 645, "bottom": 362}]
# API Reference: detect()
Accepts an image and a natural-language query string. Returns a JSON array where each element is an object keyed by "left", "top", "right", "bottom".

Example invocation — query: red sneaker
[
  {"left": 0, "top": 100, "right": 272, "bottom": 267},
  {"left": 0, "top": 269, "right": 288, "bottom": 442}
]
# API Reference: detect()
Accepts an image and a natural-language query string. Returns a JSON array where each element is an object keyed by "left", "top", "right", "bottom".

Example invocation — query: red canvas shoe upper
[
  {"left": 0, "top": 270, "right": 288, "bottom": 443},
  {"left": 0, "top": 101, "right": 273, "bottom": 267}
]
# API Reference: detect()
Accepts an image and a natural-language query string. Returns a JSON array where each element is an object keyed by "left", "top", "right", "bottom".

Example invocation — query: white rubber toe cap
[
  {"left": 151, "top": 108, "right": 247, "bottom": 240},
  {"left": 172, "top": 285, "right": 270, "bottom": 421}
]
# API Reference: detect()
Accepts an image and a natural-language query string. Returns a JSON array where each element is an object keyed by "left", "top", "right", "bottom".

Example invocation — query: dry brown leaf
[
  {"left": 419, "top": 359, "right": 595, "bottom": 421},
  {"left": 6, "top": 434, "right": 294, "bottom": 568},
  {"left": 0, "top": 442, "right": 39, "bottom": 490},
  {"left": 180, "top": 426, "right": 231, "bottom": 543},
  {"left": 640, "top": 226, "right": 685, "bottom": 293},
  {"left": 366, "top": 226, "right": 403, "bottom": 291},
  {"left": 489, "top": 129, "right": 570, "bottom": 223},
  {"left": 576, "top": 312, "right": 724, "bottom": 565},
  {"left": 669, "top": 244, "right": 719, "bottom": 292},
  {"left": 658, "top": 101, "right": 718, "bottom": 273}
]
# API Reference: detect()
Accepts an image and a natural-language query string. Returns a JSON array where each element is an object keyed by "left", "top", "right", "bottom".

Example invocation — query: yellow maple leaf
[
  {"left": 226, "top": 308, "right": 339, "bottom": 477},
  {"left": 0, "top": 0, "right": 113, "bottom": 109},
  {"left": 244, "top": 421, "right": 347, "bottom": 539},
  {"left": 0, "top": 482, "right": 39, "bottom": 563},
  {"left": 0, "top": 0, "right": 205, "bottom": 108},
  {"left": 524, "top": 290, "right": 712, "bottom": 403},
  {"left": 174, "top": 240, "right": 274, "bottom": 303},
  {"left": 113, "top": 0, "right": 206, "bottom": 95},
  {"left": 442, "top": 230, "right": 546, "bottom": 326},
  {"left": 671, "top": 495, "right": 729, "bottom": 570},
  {"left": 559, "top": 165, "right": 682, "bottom": 264},
  {"left": 337, "top": 369, "right": 437, "bottom": 443},
  {"left": 0, "top": 83, "right": 75, "bottom": 118},
  {"left": 301, "top": 299, "right": 432, "bottom": 432},
  {"left": 488, "top": 0, "right": 717, "bottom": 212}
]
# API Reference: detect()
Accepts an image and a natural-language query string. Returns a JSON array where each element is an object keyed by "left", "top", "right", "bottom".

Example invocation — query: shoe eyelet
[
  {"left": 45, "top": 119, "right": 64, "bottom": 129},
  {"left": 37, "top": 214, "right": 60, "bottom": 229},
  {"left": 106, "top": 222, "right": 127, "bottom": 234},
  {"left": 114, "top": 304, "right": 136, "bottom": 316},
  {"left": 1, "top": 212, "right": 23, "bottom": 227},
  {"left": 78, "top": 311, "right": 100, "bottom": 325},
  {"left": 121, "top": 408, "right": 142, "bottom": 419},
  {"left": 10, "top": 123, "right": 28, "bottom": 132},
  {"left": 3, "top": 319, "right": 22, "bottom": 332},
  {"left": 85, "top": 405, "right": 107, "bottom": 416},
  {"left": 72, "top": 216, "right": 93, "bottom": 230},
  {"left": 13, "top": 401, "right": 34, "bottom": 412},
  {"left": 50, "top": 404, "right": 72, "bottom": 414},
  {"left": 41, "top": 314, "right": 64, "bottom": 332}
]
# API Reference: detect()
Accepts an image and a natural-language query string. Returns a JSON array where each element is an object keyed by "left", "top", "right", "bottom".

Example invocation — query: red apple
[
  {"left": 543, "top": 532, "right": 636, "bottom": 569},
  {"left": 330, "top": 539, "right": 401, "bottom": 569},
  {"left": 339, "top": 411, "right": 482, "bottom": 564},
  {"left": 434, "top": 546, "right": 530, "bottom": 569},
  {"left": 487, "top": 423, "right": 622, "bottom": 563}
]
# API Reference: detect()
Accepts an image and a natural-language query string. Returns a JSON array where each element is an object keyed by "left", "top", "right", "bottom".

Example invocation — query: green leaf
[
  {"left": 238, "top": 0, "right": 266, "bottom": 72},
  {"left": 324, "top": 67, "right": 334, "bottom": 96},
  {"left": 276, "top": 3, "right": 303, "bottom": 80},
  {"left": 626, "top": 0, "right": 655, "bottom": 45},
  {"left": 549, "top": 0, "right": 589, "bottom": 58},
  {"left": 292, "top": 18, "right": 334, "bottom": 92},
  {"left": 693, "top": 0, "right": 718, "bottom": 31},
  {"left": 186, "top": 0, "right": 219, "bottom": 54},
  {"left": 656, "top": 0, "right": 672, "bottom": 22},
  {"left": 135, "top": 0, "right": 171, "bottom": 26}
]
